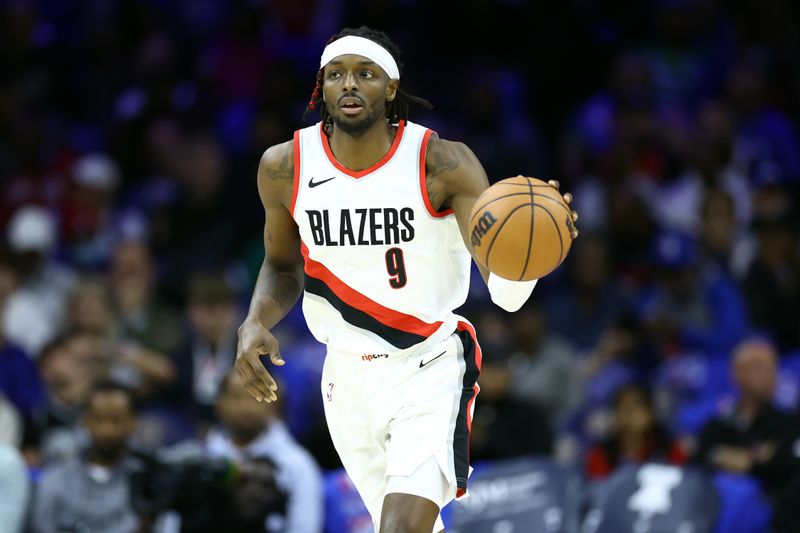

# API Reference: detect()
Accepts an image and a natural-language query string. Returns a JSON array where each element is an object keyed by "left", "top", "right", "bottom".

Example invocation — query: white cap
[
  {"left": 73, "top": 153, "right": 121, "bottom": 190},
  {"left": 7, "top": 206, "right": 56, "bottom": 253}
]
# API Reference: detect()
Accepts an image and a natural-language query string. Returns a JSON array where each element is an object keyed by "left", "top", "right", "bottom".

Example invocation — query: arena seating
[{"left": 324, "top": 458, "right": 775, "bottom": 533}]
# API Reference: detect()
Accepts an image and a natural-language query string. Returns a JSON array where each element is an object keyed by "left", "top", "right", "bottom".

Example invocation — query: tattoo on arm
[
  {"left": 427, "top": 145, "right": 461, "bottom": 177},
  {"left": 250, "top": 264, "right": 302, "bottom": 328},
  {"left": 265, "top": 270, "right": 301, "bottom": 310},
  {"left": 427, "top": 185, "right": 447, "bottom": 211},
  {"left": 267, "top": 147, "right": 294, "bottom": 181}
]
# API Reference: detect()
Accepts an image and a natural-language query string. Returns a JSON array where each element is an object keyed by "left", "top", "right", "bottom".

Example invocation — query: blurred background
[{"left": 0, "top": 0, "right": 799, "bottom": 532}]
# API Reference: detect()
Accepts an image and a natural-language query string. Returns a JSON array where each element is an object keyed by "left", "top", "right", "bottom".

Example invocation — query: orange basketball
[{"left": 468, "top": 176, "right": 575, "bottom": 281}]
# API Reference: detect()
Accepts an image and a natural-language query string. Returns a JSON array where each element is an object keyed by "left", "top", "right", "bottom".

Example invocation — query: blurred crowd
[{"left": 1, "top": 0, "right": 799, "bottom": 532}]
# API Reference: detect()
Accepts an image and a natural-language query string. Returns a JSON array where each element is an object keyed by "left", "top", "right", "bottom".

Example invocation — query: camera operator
[
  {"left": 205, "top": 371, "right": 323, "bottom": 533},
  {"left": 130, "top": 443, "right": 288, "bottom": 533},
  {"left": 227, "top": 456, "right": 289, "bottom": 533},
  {"left": 32, "top": 381, "right": 141, "bottom": 533}
]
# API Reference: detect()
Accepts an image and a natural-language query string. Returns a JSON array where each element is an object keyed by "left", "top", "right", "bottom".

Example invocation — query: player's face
[{"left": 322, "top": 54, "right": 399, "bottom": 135}]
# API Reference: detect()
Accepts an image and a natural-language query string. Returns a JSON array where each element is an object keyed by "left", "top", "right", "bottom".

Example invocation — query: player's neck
[{"left": 328, "top": 119, "right": 397, "bottom": 172}]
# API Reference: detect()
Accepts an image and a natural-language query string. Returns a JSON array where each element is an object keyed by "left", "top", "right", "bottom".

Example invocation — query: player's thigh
[
  {"left": 320, "top": 352, "right": 388, "bottom": 519},
  {"left": 383, "top": 347, "right": 464, "bottom": 491}
]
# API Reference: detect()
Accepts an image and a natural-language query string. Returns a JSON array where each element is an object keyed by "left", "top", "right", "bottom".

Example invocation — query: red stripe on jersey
[
  {"left": 466, "top": 383, "right": 480, "bottom": 432},
  {"left": 289, "top": 130, "right": 301, "bottom": 215},
  {"left": 301, "top": 242, "right": 442, "bottom": 337},
  {"left": 455, "top": 320, "right": 481, "bottom": 500},
  {"left": 456, "top": 320, "right": 482, "bottom": 371},
  {"left": 320, "top": 120, "right": 406, "bottom": 179},
  {"left": 419, "top": 129, "right": 455, "bottom": 218}
]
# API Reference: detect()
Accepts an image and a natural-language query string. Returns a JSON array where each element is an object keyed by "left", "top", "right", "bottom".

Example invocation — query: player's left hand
[{"left": 547, "top": 179, "right": 579, "bottom": 239}]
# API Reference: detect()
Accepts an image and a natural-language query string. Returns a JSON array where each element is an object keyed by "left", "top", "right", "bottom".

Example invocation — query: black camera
[{"left": 130, "top": 445, "right": 288, "bottom": 533}]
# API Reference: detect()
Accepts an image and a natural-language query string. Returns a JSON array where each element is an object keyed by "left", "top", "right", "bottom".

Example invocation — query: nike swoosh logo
[
  {"left": 309, "top": 176, "right": 336, "bottom": 188},
  {"left": 419, "top": 351, "right": 446, "bottom": 368}
]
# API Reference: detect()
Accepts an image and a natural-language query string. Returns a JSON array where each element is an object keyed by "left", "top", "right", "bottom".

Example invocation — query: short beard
[{"left": 327, "top": 102, "right": 385, "bottom": 137}]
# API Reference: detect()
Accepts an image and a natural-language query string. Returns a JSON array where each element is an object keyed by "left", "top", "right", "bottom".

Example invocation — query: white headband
[{"left": 319, "top": 36, "right": 400, "bottom": 80}]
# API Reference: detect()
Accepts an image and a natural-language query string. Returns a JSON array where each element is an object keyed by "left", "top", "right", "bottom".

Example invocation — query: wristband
[{"left": 487, "top": 272, "right": 538, "bottom": 312}]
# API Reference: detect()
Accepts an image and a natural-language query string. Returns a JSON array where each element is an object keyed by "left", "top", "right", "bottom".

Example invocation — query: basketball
[{"left": 468, "top": 176, "right": 575, "bottom": 281}]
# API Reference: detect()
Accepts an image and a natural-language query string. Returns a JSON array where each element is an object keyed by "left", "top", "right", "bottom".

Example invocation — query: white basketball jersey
[{"left": 290, "top": 120, "right": 472, "bottom": 356}]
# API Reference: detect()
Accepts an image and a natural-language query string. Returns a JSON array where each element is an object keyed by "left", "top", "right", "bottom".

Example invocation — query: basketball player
[{"left": 235, "top": 27, "right": 578, "bottom": 533}]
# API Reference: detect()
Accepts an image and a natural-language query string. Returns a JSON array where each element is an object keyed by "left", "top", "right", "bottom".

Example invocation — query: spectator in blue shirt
[
  {"left": 546, "top": 233, "right": 630, "bottom": 354},
  {"left": 726, "top": 62, "right": 800, "bottom": 185},
  {"left": 0, "top": 342, "right": 44, "bottom": 419},
  {"left": 637, "top": 230, "right": 749, "bottom": 357}
]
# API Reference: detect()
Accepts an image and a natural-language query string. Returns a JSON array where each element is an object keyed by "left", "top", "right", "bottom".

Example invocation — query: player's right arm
[{"left": 235, "top": 141, "right": 303, "bottom": 403}]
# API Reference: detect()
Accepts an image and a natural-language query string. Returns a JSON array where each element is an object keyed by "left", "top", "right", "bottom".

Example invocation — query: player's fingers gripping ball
[{"left": 468, "top": 176, "right": 578, "bottom": 281}]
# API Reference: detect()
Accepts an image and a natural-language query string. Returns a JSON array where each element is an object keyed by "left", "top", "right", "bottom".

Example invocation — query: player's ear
[{"left": 386, "top": 80, "right": 399, "bottom": 103}]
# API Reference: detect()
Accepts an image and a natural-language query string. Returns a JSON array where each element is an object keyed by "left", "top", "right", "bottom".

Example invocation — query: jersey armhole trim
[
  {"left": 289, "top": 130, "right": 301, "bottom": 216},
  {"left": 419, "top": 129, "right": 455, "bottom": 218}
]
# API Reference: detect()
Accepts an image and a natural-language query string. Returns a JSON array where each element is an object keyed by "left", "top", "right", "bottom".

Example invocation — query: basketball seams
[
  {"left": 468, "top": 191, "right": 534, "bottom": 227},
  {"left": 491, "top": 182, "right": 557, "bottom": 188},
  {"left": 483, "top": 203, "right": 531, "bottom": 274},
  {"left": 530, "top": 192, "right": 572, "bottom": 218},
  {"left": 519, "top": 179, "right": 535, "bottom": 281},
  {"left": 470, "top": 175, "right": 572, "bottom": 281},
  {"left": 534, "top": 204, "right": 564, "bottom": 268},
  {"left": 495, "top": 179, "right": 574, "bottom": 219},
  {"left": 470, "top": 190, "right": 570, "bottom": 225}
]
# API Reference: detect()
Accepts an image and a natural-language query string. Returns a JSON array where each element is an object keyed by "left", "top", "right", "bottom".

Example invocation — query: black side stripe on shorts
[
  {"left": 453, "top": 327, "right": 480, "bottom": 494},
  {"left": 304, "top": 274, "right": 428, "bottom": 349}
]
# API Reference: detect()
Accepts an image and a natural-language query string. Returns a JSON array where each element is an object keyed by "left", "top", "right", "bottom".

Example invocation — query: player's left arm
[
  {"left": 425, "top": 135, "right": 577, "bottom": 311},
  {"left": 425, "top": 135, "right": 492, "bottom": 281}
]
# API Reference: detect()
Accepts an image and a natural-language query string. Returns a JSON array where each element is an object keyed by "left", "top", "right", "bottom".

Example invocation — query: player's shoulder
[
  {"left": 426, "top": 135, "right": 474, "bottom": 167},
  {"left": 257, "top": 139, "right": 295, "bottom": 207},
  {"left": 259, "top": 139, "right": 295, "bottom": 181},
  {"left": 424, "top": 135, "right": 485, "bottom": 198}
]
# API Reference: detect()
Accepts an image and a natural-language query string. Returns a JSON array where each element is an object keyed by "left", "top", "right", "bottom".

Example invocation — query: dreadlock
[{"left": 303, "top": 26, "right": 433, "bottom": 124}]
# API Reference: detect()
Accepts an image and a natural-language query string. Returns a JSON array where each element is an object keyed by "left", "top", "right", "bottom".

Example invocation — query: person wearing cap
[
  {"left": 2, "top": 205, "right": 75, "bottom": 357},
  {"left": 636, "top": 229, "right": 749, "bottom": 358}
]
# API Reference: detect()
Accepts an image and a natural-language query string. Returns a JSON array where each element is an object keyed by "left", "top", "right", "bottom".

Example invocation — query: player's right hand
[{"left": 235, "top": 318, "right": 284, "bottom": 402}]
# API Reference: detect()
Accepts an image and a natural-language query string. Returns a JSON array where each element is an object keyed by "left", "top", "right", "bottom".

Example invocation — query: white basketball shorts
[{"left": 321, "top": 320, "right": 481, "bottom": 532}]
